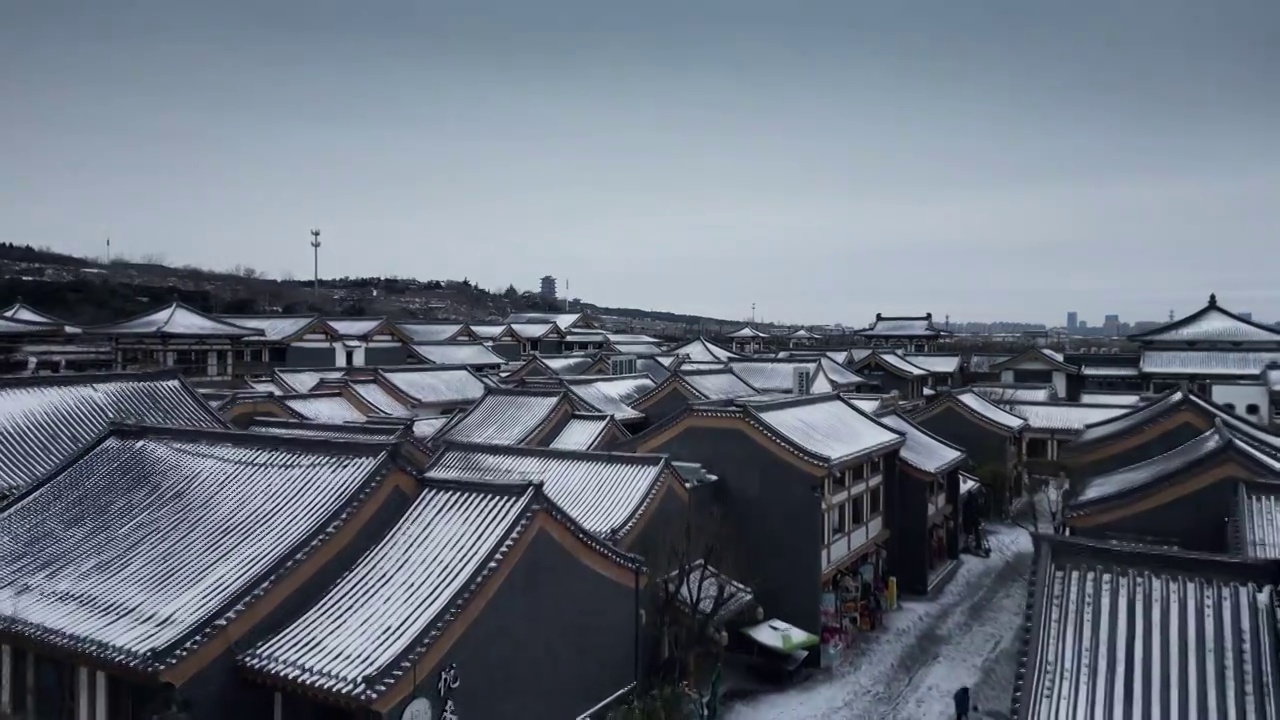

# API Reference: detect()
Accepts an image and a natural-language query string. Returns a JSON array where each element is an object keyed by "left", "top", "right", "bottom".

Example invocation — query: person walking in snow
[{"left": 953, "top": 686, "right": 972, "bottom": 720}]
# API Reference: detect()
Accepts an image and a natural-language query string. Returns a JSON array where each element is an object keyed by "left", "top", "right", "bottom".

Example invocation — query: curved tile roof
[
  {"left": 0, "top": 425, "right": 392, "bottom": 668},
  {"left": 0, "top": 371, "right": 226, "bottom": 494}
]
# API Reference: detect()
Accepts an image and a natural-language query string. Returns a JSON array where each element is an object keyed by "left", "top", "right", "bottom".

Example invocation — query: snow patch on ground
[{"left": 726, "top": 524, "right": 1033, "bottom": 720}]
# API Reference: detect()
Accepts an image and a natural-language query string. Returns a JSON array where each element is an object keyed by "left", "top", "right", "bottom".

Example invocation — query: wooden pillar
[
  {"left": 77, "top": 666, "right": 90, "bottom": 720},
  {"left": 0, "top": 644, "right": 10, "bottom": 714},
  {"left": 94, "top": 671, "right": 107, "bottom": 720},
  {"left": 273, "top": 691, "right": 283, "bottom": 720},
  {"left": 25, "top": 654, "right": 34, "bottom": 718}
]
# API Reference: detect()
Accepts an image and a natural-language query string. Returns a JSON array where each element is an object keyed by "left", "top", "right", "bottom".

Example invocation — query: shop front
[{"left": 818, "top": 545, "right": 896, "bottom": 668}]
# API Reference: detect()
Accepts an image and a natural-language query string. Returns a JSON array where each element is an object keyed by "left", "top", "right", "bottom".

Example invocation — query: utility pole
[
  {"left": 751, "top": 303, "right": 756, "bottom": 323},
  {"left": 309, "top": 229, "right": 322, "bottom": 300},
  {"left": 106, "top": 236, "right": 111, "bottom": 263}
]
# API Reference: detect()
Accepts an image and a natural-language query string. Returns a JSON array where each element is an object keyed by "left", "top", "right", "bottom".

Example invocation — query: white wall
[{"left": 1210, "top": 383, "right": 1270, "bottom": 427}]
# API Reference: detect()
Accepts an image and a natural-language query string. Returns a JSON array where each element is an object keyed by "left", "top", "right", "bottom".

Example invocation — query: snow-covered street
[{"left": 726, "top": 524, "right": 1033, "bottom": 720}]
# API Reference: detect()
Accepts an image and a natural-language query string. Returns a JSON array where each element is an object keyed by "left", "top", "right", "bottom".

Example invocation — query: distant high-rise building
[
  {"left": 539, "top": 275, "right": 557, "bottom": 301},
  {"left": 1078, "top": 319, "right": 1088, "bottom": 329},
  {"left": 1067, "top": 311, "right": 1078, "bottom": 330},
  {"left": 1103, "top": 314, "right": 1120, "bottom": 337},
  {"left": 1240, "top": 311, "right": 1253, "bottom": 321}
]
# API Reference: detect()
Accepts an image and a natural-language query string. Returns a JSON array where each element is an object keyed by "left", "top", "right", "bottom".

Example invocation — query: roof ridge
[
  {"left": 106, "top": 421, "right": 402, "bottom": 452},
  {"left": 431, "top": 439, "right": 670, "bottom": 465},
  {"left": 0, "top": 368, "right": 186, "bottom": 388}
]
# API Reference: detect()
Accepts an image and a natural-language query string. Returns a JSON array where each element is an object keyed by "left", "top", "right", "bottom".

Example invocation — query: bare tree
[
  {"left": 609, "top": 507, "right": 747, "bottom": 720},
  {"left": 138, "top": 252, "right": 166, "bottom": 265}
]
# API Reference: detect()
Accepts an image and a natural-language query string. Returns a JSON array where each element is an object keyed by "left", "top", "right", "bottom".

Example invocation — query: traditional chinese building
[
  {"left": 853, "top": 313, "right": 949, "bottom": 352},
  {"left": 908, "top": 389, "right": 1028, "bottom": 514},
  {"left": 241, "top": 479, "right": 643, "bottom": 720},
  {"left": 627, "top": 394, "right": 907, "bottom": 648}
]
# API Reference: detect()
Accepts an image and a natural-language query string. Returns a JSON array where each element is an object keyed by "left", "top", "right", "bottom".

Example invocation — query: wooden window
[
  {"left": 1247, "top": 404, "right": 1261, "bottom": 416},
  {"left": 868, "top": 486, "right": 883, "bottom": 516},
  {"left": 850, "top": 494, "right": 866, "bottom": 525},
  {"left": 828, "top": 505, "right": 847, "bottom": 540},
  {"left": 848, "top": 464, "right": 867, "bottom": 481}
]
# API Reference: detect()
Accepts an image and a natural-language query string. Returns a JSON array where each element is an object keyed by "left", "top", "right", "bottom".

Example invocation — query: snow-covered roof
[
  {"left": 901, "top": 353, "right": 961, "bottom": 374},
  {"left": 971, "top": 384, "right": 1058, "bottom": 403},
  {"left": 1015, "top": 535, "right": 1280, "bottom": 720},
  {"left": 0, "top": 370, "right": 227, "bottom": 495},
  {"left": 406, "top": 342, "right": 506, "bottom": 367},
  {"left": 606, "top": 333, "right": 661, "bottom": 345},
  {"left": 410, "top": 415, "right": 452, "bottom": 442},
  {"left": 441, "top": 388, "right": 572, "bottom": 446},
  {"left": 375, "top": 366, "right": 488, "bottom": 406},
  {"left": 536, "top": 355, "right": 602, "bottom": 376},
  {"left": 242, "top": 481, "right": 632, "bottom": 701},
  {"left": 840, "top": 393, "right": 889, "bottom": 414},
  {"left": 503, "top": 312, "right": 587, "bottom": 331},
  {"left": 610, "top": 342, "right": 664, "bottom": 356},
  {"left": 669, "top": 337, "right": 741, "bottom": 363},
  {"left": 0, "top": 424, "right": 395, "bottom": 669},
  {"left": 560, "top": 374, "right": 657, "bottom": 422},
  {"left": 88, "top": 302, "right": 263, "bottom": 338},
  {"left": 966, "top": 353, "right": 1012, "bottom": 374},
  {"left": 854, "top": 313, "right": 946, "bottom": 338},
  {"left": 215, "top": 314, "right": 319, "bottom": 342},
  {"left": 726, "top": 325, "right": 770, "bottom": 339},
  {"left": 1078, "top": 391, "right": 1148, "bottom": 406},
  {"left": 246, "top": 417, "right": 410, "bottom": 441},
  {"left": 874, "top": 412, "right": 965, "bottom": 475},
  {"left": 913, "top": 390, "right": 1028, "bottom": 434},
  {"left": 1140, "top": 350, "right": 1280, "bottom": 376},
  {"left": 505, "top": 322, "right": 561, "bottom": 340},
  {"left": 322, "top": 317, "right": 389, "bottom": 338},
  {"left": 467, "top": 323, "right": 509, "bottom": 339},
  {"left": 273, "top": 368, "right": 346, "bottom": 393},
  {"left": 678, "top": 368, "right": 761, "bottom": 401},
  {"left": 549, "top": 413, "right": 622, "bottom": 451},
  {"left": 423, "top": 443, "right": 669, "bottom": 538},
  {"left": 664, "top": 560, "right": 755, "bottom": 626},
  {"left": 851, "top": 351, "right": 930, "bottom": 378},
  {"left": 785, "top": 328, "right": 820, "bottom": 339},
  {"left": 990, "top": 348, "right": 1078, "bottom": 373},
  {"left": 1071, "top": 422, "right": 1280, "bottom": 507},
  {"left": 637, "top": 356, "right": 677, "bottom": 383},
  {"left": 245, "top": 378, "right": 291, "bottom": 395},
  {"left": 1078, "top": 365, "right": 1142, "bottom": 377},
  {"left": 330, "top": 379, "right": 414, "bottom": 417},
  {"left": 1069, "top": 391, "right": 1186, "bottom": 446},
  {"left": 280, "top": 392, "right": 369, "bottom": 424},
  {"left": 1129, "top": 293, "right": 1280, "bottom": 344},
  {"left": 744, "top": 394, "right": 904, "bottom": 466},
  {"left": 0, "top": 303, "right": 78, "bottom": 332},
  {"left": 393, "top": 322, "right": 469, "bottom": 343},
  {"left": 999, "top": 401, "right": 1134, "bottom": 433}
]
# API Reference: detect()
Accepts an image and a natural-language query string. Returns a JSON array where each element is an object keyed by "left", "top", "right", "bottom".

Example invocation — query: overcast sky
[{"left": 3, "top": 1, "right": 1277, "bottom": 325}]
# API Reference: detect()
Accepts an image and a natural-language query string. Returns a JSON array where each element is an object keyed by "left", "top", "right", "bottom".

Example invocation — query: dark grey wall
[
  {"left": 623, "top": 484, "right": 690, "bottom": 577},
  {"left": 640, "top": 426, "right": 824, "bottom": 638},
  {"left": 365, "top": 345, "right": 409, "bottom": 366},
  {"left": 858, "top": 364, "right": 912, "bottom": 398},
  {"left": 893, "top": 469, "right": 931, "bottom": 595},
  {"left": 915, "top": 406, "right": 1009, "bottom": 470},
  {"left": 492, "top": 342, "right": 523, "bottom": 361},
  {"left": 381, "top": 530, "right": 638, "bottom": 720},
  {"left": 1073, "top": 475, "right": 1239, "bottom": 552},
  {"left": 639, "top": 390, "right": 693, "bottom": 431},
  {"left": 287, "top": 345, "right": 335, "bottom": 367},
  {"left": 1011, "top": 369, "right": 1053, "bottom": 384}
]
